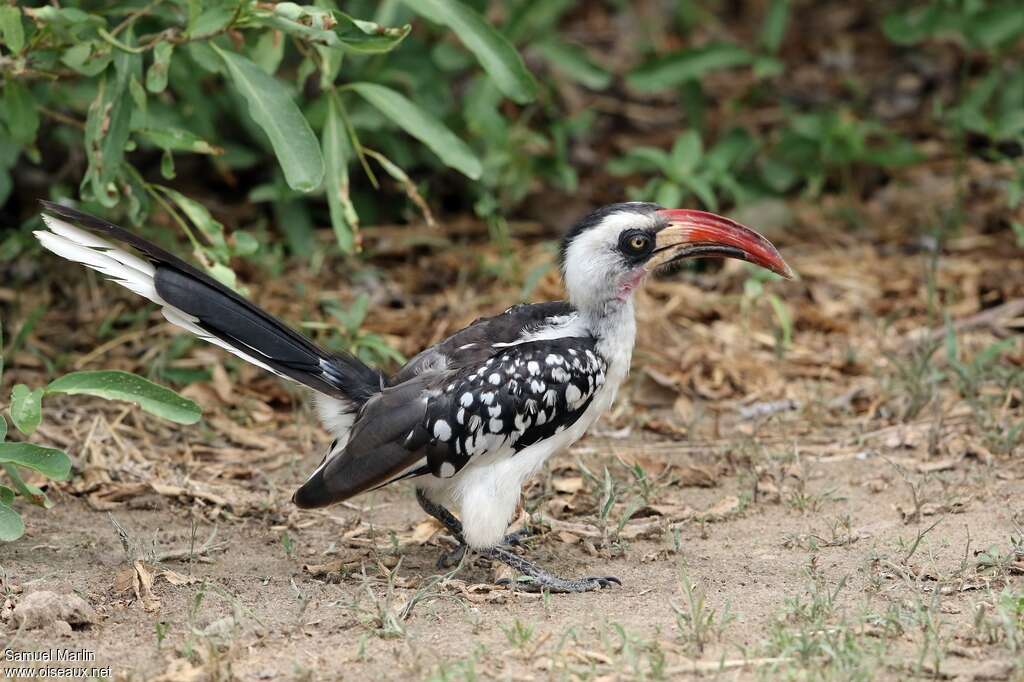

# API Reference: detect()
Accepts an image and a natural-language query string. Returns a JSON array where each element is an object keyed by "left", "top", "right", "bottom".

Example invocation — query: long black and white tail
[{"left": 34, "top": 201, "right": 384, "bottom": 414}]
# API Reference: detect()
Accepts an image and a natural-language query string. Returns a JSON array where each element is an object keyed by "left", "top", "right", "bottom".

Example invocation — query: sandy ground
[{"left": 3, "top": 423, "right": 1022, "bottom": 681}]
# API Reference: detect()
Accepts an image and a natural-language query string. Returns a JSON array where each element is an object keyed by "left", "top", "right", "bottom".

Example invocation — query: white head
[{"left": 559, "top": 202, "right": 794, "bottom": 320}]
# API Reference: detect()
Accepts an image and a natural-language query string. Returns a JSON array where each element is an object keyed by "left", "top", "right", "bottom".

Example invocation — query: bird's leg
[
  {"left": 414, "top": 489, "right": 538, "bottom": 569},
  {"left": 415, "top": 488, "right": 464, "bottom": 538},
  {"left": 485, "top": 545, "right": 621, "bottom": 594},
  {"left": 415, "top": 488, "right": 469, "bottom": 568}
]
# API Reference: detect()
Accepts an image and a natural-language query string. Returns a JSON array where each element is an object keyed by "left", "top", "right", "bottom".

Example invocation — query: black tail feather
[{"left": 40, "top": 200, "right": 384, "bottom": 405}]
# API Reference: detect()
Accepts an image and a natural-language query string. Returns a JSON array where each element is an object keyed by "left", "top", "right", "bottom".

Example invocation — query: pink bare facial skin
[{"left": 617, "top": 267, "right": 647, "bottom": 300}]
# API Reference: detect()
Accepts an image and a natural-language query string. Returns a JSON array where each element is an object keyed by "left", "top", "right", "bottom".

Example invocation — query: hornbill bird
[{"left": 35, "top": 200, "right": 793, "bottom": 593}]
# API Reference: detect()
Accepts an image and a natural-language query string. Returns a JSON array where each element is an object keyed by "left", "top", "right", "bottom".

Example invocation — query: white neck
[{"left": 580, "top": 296, "right": 637, "bottom": 365}]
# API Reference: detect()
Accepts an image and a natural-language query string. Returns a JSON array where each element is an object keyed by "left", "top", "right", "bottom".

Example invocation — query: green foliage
[
  {"left": 883, "top": 0, "right": 1024, "bottom": 50},
  {"left": 628, "top": 43, "right": 780, "bottom": 93},
  {"left": 769, "top": 110, "right": 920, "bottom": 196},
  {"left": 46, "top": 370, "right": 203, "bottom": 424},
  {"left": 609, "top": 128, "right": 761, "bottom": 211},
  {"left": 947, "top": 66, "right": 1024, "bottom": 144},
  {"left": 213, "top": 42, "right": 325, "bottom": 192},
  {"left": 0, "top": 0, "right": 554, "bottom": 270},
  {"left": 308, "top": 294, "right": 407, "bottom": 367},
  {"left": 9, "top": 384, "right": 43, "bottom": 435},
  {"left": 403, "top": 0, "right": 538, "bottom": 104},
  {"left": 0, "top": 328, "right": 202, "bottom": 541}
]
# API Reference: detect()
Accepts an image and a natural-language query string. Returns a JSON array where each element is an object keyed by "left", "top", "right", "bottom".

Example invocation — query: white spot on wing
[{"left": 433, "top": 420, "right": 452, "bottom": 441}]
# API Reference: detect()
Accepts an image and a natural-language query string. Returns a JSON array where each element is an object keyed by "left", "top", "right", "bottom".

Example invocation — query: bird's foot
[
  {"left": 436, "top": 527, "right": 534, "bottom": 569},
  {"left": 436, "top": 543, "right": 467, "bottom": 569},
  {"left": 485, "top": 545, "right": 621, "bottom": 594},
  {"left": 501, "top": 526, "right": 534, "bottom": 547}
]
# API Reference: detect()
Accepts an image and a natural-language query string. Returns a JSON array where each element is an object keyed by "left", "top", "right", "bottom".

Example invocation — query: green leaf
[
  {"left": 232, "top": 230, "right": 259, "bottom": 257},
  {"left": 0, "top": 6, "right": 25, "bottom": 54},
  {"left": 881, "top": 6, "right": 942, "bottom": 45},
  {"left": 655, "top": 181, "right": 684, "bottom": 209},
  {"left": 251, "top": 26, "right": 285, "bottom": 74},
  {"left": 261, "top": 3, "right": 339, "bottom": 47},
  {"left": 967, "top": 4, "right": 1024, "bottom": 49},
  {"left": 0, "top": 414, "right": 7, "bottom": 442},
  {"left": 46, "top": 370, "right": 202, "bottom": 425},
  {"left": 146, "top": 41, "right": 174, "bottom": 93},
  {"left": 9, "top": 384, "right": 43, "bottom": 436},
  {"left": 0, "top": 502, "right": 24, "bottom": 542},
  {"left": 213, "top": 44, "right": 325, "bottom": 192},
  {"left": 157, "top": 185, "right": 229, "bottom": 262},
  {"left": 23, "top": 6, "right": 103, "bottom": 31},
  {"left": 137, "top": 128, "right": 223, "bottom": 155},
  {"left": 349, "top": 82, "right": 481, "bottom": 179},
  {"left": 3, "top": 81, "right": 39, "bottom": 145},
  {"left": 760, "top": 0, "right": 790, "bottom": 53},
  {"left": 402, "top": 0, "right": 538, "bottom": 104},
  {"left": 682, "top": 175, "right": 718, "bottom": 212},
  {"left": 254, "top": 4, "right": 410, "bottom": 54},
  {"left": 322, "top": 95, "right": 358, "bottom": 253},
  {"left": 334, "top": 11, "right": 411, "bottom": 54},
  {"left": 607, "top": 147, "right": 670, "bottom": 175},
  {"left": 628, "top": 43, "right": 755, "bottom": 92},
  {"left": 274, "top": 199, "right": 315, "bottom": 258},
  {"left": 670, "top": 131, "right": 703, "bottom": 176},
  {"left": 535, "top": 39, "right": 611, "bottom": 90},
  {"left": 2, "top": 463, "right": 51, "bottom": 508},
  {"left": 188, "top": 2, "right": 236, "bottom": 37},
  {"left": 0, "top": 443, "right": 71, "bottom": 481},
  {"left": 0, "top": 485, "right": 13, "bottom": 506},
  {"left": 207, "top": 263, "right": 238, "bottom": 290},
  {"left": 83, "top": 40, "right": 140, "bottom": 207},
  {"left": 61, "top": 42, "right": 113, "bottom": 77},
  {"left": 161, "top": 149, "right": 176, "bottom": 179}
]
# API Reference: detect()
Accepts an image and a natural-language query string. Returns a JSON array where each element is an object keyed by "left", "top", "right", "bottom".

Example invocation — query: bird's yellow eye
[{"left": 629, "top": 235, "right": 647, "bottom": 250}]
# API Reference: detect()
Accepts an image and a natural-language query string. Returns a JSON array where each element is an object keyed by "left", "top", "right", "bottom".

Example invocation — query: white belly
[{"left": 423, "top": 335, "right": 633, "bottom": 549}]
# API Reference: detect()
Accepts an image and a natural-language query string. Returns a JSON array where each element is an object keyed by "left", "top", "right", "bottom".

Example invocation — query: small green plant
[
  {"left": 974, "top": 589, "right": 1024, "bottom": 654},
  {"left": 301, "top": 293, "right": 406, "bottom": 368},
  {"left": 0, "top": 327, "right": 201, "bottom": 541},
  {"left": 672, "top": 565, "right": 734, "bottom": 655},
  {"left": 280, "top": 530, "right": 296, "bottom": 559},
  {"left": 155, "top": 621, "right": 169, "bottom": 650},
  {"left": 766, "top": 110, "right": 920, "bottom": 197},
  {"left": 883, "top": 1, "right": 1024, "bottom": 52},
  {"left": 501, "top": 618, "right": 535, "bottom": 651},
  {"left": 608, "top": 128, "right": 761, "bottom": 211},
  {"left": 742, "top": 265, "right": 793, "bottom": 354}
]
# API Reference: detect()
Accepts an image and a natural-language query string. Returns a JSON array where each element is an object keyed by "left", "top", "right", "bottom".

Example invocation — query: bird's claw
[
  {"left": 496, "top": 573, "right": 622, "bottom": 594},
  {"left": 436, "top": 543, "right": 467, "bottom": 569},
  {"left": 501, "top": 526, "right": 534, "bottom": 547}
]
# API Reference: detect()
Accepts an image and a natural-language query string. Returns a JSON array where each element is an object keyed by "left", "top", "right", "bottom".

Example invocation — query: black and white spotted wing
[
  {"left": 294, "top": 305, "right": 604, "bottom": 507},
  {"left": 416, "top": 337, "right": 608, "bottom": 479}
]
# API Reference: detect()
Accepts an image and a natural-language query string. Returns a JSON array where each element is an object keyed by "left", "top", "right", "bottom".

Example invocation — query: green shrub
[{"left": 0, "top": 322, "right": 201, "bottom": 541}]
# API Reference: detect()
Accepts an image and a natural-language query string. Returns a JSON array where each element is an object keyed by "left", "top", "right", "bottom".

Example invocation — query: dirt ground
[
  {"left": 3, "top": 205, "right": 1024, "bottom": 680},
  {"left": 3, "top": 424, "right": 1023, "bottom": 681}
]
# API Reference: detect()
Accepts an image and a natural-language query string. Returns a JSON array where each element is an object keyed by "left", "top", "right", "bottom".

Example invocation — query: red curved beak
[{"left": 651, "top": 208, "right": 795, "bottom": 279}]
